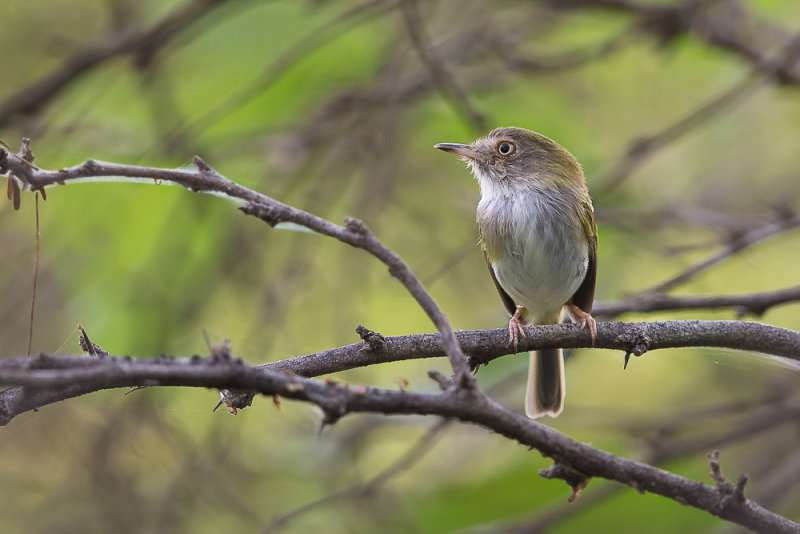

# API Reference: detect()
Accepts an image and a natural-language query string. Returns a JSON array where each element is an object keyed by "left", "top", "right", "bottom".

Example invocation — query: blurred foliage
[{"left": 1, "top": 0, "right": 800, "bottom": 532}]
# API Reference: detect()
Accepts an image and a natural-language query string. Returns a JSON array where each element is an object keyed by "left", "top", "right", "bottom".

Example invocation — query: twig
[
  {"left": 26, "top": 192, "right": 40, "bottom": 356},
  {"left": 262, "top": 368, "right": 535, "bottom": 533},
  {"left": 168, "top": 0, "right": 399, "bottom": 145},
  {"left": 468, "top": 393, "right": 799, "bottom": 534}
]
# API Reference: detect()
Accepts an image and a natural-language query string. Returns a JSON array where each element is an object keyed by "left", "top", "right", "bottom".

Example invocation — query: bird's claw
[
  {"left": 567, "top": 303, "right": 597, "bottom": 345},
  {"left": 508, "top": 307, "right": 527, "bottom": 350}
]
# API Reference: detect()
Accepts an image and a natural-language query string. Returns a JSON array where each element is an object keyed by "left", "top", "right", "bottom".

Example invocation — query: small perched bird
[{"left": 435, "top": 127, "right": 597, "bottom": 418}]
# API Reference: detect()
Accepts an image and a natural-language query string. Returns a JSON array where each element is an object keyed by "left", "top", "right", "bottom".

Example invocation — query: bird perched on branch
[{"left": 436, "top": 127, "right": 597, "bottom": 418}]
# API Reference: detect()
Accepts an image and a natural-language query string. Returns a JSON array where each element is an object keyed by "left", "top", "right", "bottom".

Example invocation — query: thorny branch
[
  {"left": 0, "top": 349, "right": 797, "bottom": 533},
  {"left": 1, "top": 319, "right": 799, "bottom": 425},
  {"left": 0, "top": 141, "right": 473, "bottom": 387}
]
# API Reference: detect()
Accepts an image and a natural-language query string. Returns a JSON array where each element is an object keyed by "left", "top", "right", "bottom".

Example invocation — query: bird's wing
[
  {"left": 483, "top": 249, "right": 518, "bottom": 316},
  {"left": 569, "top": 198, "right": 597, "bottom": 313}
]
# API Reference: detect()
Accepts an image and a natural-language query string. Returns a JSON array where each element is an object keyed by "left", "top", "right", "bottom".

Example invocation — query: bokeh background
[{"left": 1, "top": 1, "right": 800, "bottom": 532}]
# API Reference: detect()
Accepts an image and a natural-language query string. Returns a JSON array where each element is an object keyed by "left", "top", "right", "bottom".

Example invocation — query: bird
[{"left": 435, "top": 127, "right": 597, "bottom": 418}]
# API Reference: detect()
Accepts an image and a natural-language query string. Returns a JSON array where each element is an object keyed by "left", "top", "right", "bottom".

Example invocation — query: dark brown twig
[{"left": 558, "top": 0, "right": 800, "bottom": 86}]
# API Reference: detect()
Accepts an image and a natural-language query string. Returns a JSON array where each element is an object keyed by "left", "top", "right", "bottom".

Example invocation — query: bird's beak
[{"left": 434, "top": 143, "right": 479, "bottom": 160}]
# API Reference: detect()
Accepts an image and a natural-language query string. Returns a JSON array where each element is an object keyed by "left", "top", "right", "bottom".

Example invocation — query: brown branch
[
  {"left": 2, "top": 319, "right": 800, "bottom": 425},
  {"left": 0, "top": 143, "right": 473, "bottom": 387},
  {"left": 479, "top": 391, "right": 800, "bottom": 533},
  {"left": 0, "top": 352, "right": 797, "bottom": 533},
  {"left": 250, "top": 320, "right": 800, "bottom": 385}
]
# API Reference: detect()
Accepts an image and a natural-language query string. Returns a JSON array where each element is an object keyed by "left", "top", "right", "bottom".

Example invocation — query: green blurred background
[{"left": 1, "top": 1, "right": 799, "bottom": 532}]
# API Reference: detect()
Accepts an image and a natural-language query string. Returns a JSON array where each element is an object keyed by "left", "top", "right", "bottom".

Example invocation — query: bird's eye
[{"left": 497, "top": 141, "right": 514, "bottom": 156}]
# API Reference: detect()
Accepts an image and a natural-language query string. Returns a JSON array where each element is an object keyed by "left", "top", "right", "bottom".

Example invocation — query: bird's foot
[
  {"left": 508, "top": 306, "right": 527, "bottom": 350},
  {"left": 567, "top": 303, "right": 596, "bottom": 344}
]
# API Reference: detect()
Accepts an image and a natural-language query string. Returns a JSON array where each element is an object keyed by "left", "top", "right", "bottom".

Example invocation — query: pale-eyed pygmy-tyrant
[{"left": 435, "top": 127, "right": 597, "bottom": 418}]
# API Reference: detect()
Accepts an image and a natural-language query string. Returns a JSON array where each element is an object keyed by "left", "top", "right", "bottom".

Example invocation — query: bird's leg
[
  {"left": 508, "top": 306, "right": 527, "bottom": 350},
  {"left": 566, "top": 302, "right": 597, "bottom": 344}
]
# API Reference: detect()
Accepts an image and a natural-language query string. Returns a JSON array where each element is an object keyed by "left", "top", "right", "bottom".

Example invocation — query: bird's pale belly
[
  {"left": 478, "top": 188, "right": 589, "bottom": 324},
  {"left": 490, "top": 229, "right": 588, "bottom": 324}
]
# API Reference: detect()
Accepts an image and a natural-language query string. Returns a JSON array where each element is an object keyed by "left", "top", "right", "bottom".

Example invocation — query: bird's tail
[{"left": 525, "top": 347, "right": 565, "bottom": 418}]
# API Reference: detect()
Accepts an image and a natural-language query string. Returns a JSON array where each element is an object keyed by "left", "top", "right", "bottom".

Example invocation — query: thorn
[
  {"left": 343, "top": 216, "right": 369, "bottom": 235},
  {"left": 624, "top": 351, "right": 632, "bottom": 370},
  {"left": 356, "top": 324, "right": 386, "bottom": 351},
  {"left": 735, "top": 473, "right": 749, "bottom": 499},
  {"left": 19, "top": 137, "right": 34, "bottom": 162},
  {"left": 395, "top": 377, "right": 409, "bottom": 391},
  {"left": 193, "top": 155, "right": 212, "bottom": 172},
  {"left": 539, "top": 463, "right": 592, "bottom": 502},
  {"left": 428, "top": 369, "right": 451, "bottom": 390},
  {"left": 77, "top": 323, "right": 108, "bottom": 357}
]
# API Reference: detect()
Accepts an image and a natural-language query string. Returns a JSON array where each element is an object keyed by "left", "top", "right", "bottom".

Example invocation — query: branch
[
  {"left": 0, "top": 142, "right": 473, "bottom": 387},
  {"left": 0, "top": 352, "right": 797, "bottom": 533},
  {"left": 2, "top": 319, "right": 799, "bottom": 424},
  {"left": 593, "top": 284, "right": 800, "bottom": 319},
  {"left": 475, "top": 391, "right": 800, "bottom": 533}
]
